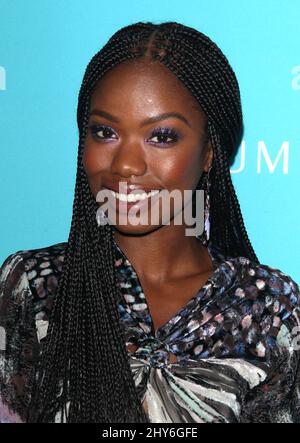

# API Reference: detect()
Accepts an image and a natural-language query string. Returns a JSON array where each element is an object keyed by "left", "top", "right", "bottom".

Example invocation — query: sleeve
[
  {"left": 0, "top": 252, "right": 39, "bottom": 423},
  {"left": 237, "top": 267, "right": 300, "bottom": 423}
]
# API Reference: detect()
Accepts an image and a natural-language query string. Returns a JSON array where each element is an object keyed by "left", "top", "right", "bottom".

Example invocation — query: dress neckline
[{"left": 111, "top": 232, "right": 227, "bottom": 338}]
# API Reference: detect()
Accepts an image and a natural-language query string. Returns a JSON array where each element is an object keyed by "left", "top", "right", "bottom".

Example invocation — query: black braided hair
[{"left": 26, "top": 21, "right": 259, "bottom": 423}]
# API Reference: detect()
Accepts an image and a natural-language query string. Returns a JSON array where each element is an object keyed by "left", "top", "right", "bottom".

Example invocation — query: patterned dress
[{"left": 0, "top": 238, "right": 300, "bottom": 423}]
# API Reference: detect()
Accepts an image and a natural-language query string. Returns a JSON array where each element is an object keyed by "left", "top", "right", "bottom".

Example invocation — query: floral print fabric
[{"left": 1, "top": 238, "right": 300, "bottom": 423}]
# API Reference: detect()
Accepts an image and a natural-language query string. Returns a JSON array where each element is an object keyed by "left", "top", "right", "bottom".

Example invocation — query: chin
[{"left": 112, "top": 222, "right": 163, "bottom": 236}]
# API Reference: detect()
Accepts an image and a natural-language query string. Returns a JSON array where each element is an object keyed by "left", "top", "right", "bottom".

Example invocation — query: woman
[{"left": 0, "top": 21, "right": 300, "bottom": 424}]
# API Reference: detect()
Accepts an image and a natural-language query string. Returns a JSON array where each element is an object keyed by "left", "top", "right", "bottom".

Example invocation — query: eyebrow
[{"left": 89, "top": 109, "right": 191, "bottom": 128}]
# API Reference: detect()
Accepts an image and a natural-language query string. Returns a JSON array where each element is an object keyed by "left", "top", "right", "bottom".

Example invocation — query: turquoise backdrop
[{"left": 0, "top": 0, "right": 299, "bottom": 283}]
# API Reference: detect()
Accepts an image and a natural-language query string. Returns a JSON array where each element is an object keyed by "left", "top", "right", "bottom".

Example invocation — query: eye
[
  {"left": 89, "top": 124, "right": 118, "bottom": 141},
  {"left": 147, "top": 127, "right": 180, "bottom": 147}
]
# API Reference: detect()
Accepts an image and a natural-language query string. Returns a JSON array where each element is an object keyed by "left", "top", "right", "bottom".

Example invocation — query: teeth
[{"left": 109, "top": 189, "right": 159, "bottom": 202}]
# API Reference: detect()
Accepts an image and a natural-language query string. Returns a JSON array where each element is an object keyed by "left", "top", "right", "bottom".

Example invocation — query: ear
[{"left": 203, "top": 141, "right": 214, "bottom": 172}]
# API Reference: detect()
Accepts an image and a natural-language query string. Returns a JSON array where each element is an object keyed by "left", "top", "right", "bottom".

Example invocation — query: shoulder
[
  {"left": 225, "top": 254, "right": 300, "bottom": 356},
  {"left": 208, "top": 246, "right": 300, "bottom": 356},
  {"left": 17, "top": 241, "right": 67, "bottom": 299},
  {"left": 1, "top": 241, "right": 67, "bottom": 277},
  {"left": 0, "top": 241, "right": 67, "bottom": 321},
  {"left": 208, "top": 240, "right": 298, "bottom": 297},
  {"left": 228, "top": 254, "right": 300, "bottom": 308},
  {"left": 211, "top": 244, "right": 300, "bottom": 308},
  {"left": 1, "top": 242, "right": 67, "bottom": 290},
  {"left": 226, "top": 251, "right": 300, "bottom": 323}
]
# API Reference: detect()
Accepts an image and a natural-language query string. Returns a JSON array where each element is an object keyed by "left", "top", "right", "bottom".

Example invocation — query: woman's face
[{"left": 83, "top": 59, "right": 213, "bottom": 234}]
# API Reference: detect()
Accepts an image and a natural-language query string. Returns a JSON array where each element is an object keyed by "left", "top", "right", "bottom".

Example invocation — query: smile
[{"left": 106, "top": 189, "right": 160, "bottom": 203}]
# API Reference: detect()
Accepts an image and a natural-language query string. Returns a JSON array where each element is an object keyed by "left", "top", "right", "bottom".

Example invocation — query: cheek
[
  {"left": 82, "top": 141, "right": 110, "bottom": 176},
  {"left": 82, "top": 142, "right": 112, "bottom": 196},
  {"left": 83, "top": 147, "right": 99, "bottom": 175},
  {"left": 158, "top": 149, "right": 203, "bottom": 189}
]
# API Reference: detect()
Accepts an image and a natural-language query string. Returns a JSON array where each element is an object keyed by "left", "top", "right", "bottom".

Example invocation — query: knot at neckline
[{"left": 132, "top": 337, "right": 177, "bottom": 368}]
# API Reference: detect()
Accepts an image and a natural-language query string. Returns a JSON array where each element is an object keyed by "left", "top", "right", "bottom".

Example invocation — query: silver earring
[
  {"left": 203, "top": 168, "right": 211, "bottom": 245},
  {"left": 197, "top": 166, "right": 212, "bottom": 246},
  {"left": 96, "top": 208, "right": 109, "bottom": 226}
]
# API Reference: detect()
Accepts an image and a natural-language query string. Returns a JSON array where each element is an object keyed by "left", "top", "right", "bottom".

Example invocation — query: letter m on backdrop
[{"left": 257, "top": 141, "right": 289, "bottom": 174}]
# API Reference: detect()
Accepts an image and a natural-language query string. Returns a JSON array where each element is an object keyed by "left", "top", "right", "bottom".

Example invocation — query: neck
[{"left": 112, "top": 223, "right": 212, "bottom": 286}]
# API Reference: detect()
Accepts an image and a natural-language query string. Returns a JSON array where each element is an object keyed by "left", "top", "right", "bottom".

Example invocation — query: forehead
[{"left": 89, "top": 59, "right": 205, "bottom": 122}]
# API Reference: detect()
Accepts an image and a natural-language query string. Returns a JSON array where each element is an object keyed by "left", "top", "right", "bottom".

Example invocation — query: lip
[
  {"left": 102, "top": 180, "right": 161, "bottom": 195},
  {"left": 105, "top": 187, "right": 161, "bottom": 216}
]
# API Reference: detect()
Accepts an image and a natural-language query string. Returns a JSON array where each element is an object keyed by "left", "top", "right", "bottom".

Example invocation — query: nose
[{"left": 110, "top": 138, "right": 147, "bottom": 178}]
